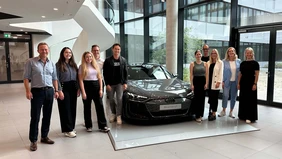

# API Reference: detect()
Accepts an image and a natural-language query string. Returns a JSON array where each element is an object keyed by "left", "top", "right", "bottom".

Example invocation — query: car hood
[{"left": 127, "top": 78, "right": 192, "bottom": 98}]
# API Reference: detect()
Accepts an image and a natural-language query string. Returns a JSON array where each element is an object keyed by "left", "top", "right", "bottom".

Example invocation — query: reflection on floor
[{"left": 108, "top": 110, "right": 259, "bottom": 150}]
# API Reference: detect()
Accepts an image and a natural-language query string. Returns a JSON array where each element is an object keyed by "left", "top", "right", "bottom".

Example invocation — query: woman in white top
[
  {"left": 78, "top": 51, "right": 109, "bottom": 133},
  {"left": 206, "top": 49, "right": 223, "bottom": 121},
  {"left": 219, "top": 47, "right": 241, "bottom": 118}
]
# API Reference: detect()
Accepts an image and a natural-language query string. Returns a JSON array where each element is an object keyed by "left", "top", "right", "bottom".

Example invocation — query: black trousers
[
  {"left": 192, "top": 76, "right": 206, "bottom": 118},
  {"left": 208, "top": 89, "right": 220, "bottom": 112},
  {"left": 29, "top": 87, "right": 54, "bottom": 142},
  {"left": 57, "top": 81, "right": 78, "bottom": 133},
  {"left": 82, "top": 80, "right": 107, "bottom": 129}
]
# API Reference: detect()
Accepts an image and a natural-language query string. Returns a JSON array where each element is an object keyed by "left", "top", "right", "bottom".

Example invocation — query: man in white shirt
[{"left": 91, "top": 45, "right": 104, "bottom": 71}]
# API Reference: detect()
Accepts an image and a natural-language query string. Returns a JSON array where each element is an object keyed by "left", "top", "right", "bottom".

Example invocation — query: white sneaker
[
  {"left": 86, "top": 128, "right": 92, "bottom": 132},
  {"left": 246, "top": 120, "right": 251, "bottom": 124},
  {"left": 229, "top": 112, "right": 235, "bottom": 118},
  {"left": 109, "top": 114, "right": 116, "bottom": 123},
  {"left": 116, "top": 115, "right": 122, "bottom": 125},
  {"left": 218, "top": 111, "right": 226, "bottom": 117},
  {"left": 64, "top": 131, "right": 76, "bottom": 138}
]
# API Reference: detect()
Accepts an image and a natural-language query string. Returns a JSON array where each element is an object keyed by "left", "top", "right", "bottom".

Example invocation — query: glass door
[
  {"left": 0, "top": 41, "right": 8, "bottom": 82},
  {"left": 237, "top": 27, "right": 282, "bottom": 106},
  {"left": 0, "top": 41, "right": 30, "bottom": 83},
  {"left": 274, "top": 30, "right": 282, "bottom": 103},
  {"left": 238, "top": 31, "right": 270, "bottom": 102},
  {"left": 8, "top": 42, "right": 30, "bottom": 81}
]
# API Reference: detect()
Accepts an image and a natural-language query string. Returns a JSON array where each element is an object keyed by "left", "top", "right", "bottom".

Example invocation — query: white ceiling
[{"left": 0, "top": 0, "right": 84, "bottom": 33}]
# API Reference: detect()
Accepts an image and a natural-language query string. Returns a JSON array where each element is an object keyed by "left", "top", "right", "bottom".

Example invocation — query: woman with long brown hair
[{"left": 56, "top": 47, "right": 79, "bottom": 138}]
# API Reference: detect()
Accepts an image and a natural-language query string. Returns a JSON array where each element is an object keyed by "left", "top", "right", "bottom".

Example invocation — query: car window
[{"left": 128, "top": 65, "right": 172, "bottom": 80}]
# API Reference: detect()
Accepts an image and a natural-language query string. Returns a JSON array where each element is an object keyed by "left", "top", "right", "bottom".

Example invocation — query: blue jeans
[
  {"left": 107, "top": 84, "right": 123, "bottom": 116},
  {"left": 29, "top": 88, "right": 54, "bottom": 142},
  {"left": 222, "top": 81, "right": 238, "bottom": 110}
]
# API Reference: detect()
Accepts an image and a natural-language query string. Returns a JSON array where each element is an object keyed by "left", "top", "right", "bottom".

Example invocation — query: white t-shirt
[{"left": 230, "top": 61, "right": 236, "bottom": 81}]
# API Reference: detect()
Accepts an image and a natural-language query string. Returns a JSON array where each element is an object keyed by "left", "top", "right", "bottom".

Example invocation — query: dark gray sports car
[{"left": 122, "top": 63, "right": 194, "bottom": 121}]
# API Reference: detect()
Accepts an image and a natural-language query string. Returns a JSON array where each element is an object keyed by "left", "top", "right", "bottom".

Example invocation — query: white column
[{"left": 166, "top": 0, "right": 178, "bottom": 74}]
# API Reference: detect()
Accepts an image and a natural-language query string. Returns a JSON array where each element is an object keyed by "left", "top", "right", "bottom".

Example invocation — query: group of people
[
  {"left": 23, "top": 42, "right": 128, "bottom": 151},
  {"left": 23, "top": 42, "right": 259, "bottom": 151},
  {"left": 190, "top": 44, "right": 260, "bottom": 124}
]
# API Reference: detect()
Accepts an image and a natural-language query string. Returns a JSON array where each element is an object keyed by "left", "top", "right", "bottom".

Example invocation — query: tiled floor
[{"left": 1, "top": 83, "right": 282, "bottom": 159}]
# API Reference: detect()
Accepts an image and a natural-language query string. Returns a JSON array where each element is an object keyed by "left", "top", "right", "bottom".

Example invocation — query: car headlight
[
  {"left": 186, "top": 90, "right": 194, "bottom": 99},
  {"left": 127, "top": 92, "right": 148, "bottom": 101}
]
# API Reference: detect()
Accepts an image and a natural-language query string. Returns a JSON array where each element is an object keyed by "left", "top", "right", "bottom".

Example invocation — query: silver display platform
[{"left": 108, "top": 115, "right": 259, "bottom": 150}]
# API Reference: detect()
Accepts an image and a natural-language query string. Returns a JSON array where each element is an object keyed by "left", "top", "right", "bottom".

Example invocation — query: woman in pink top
[{"left": 78, "top": 51, "right": 109, "bottom": 133}]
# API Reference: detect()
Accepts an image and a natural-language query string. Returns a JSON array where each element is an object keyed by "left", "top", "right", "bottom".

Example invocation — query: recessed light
[
  {"left": 53, "top": 8, "right": 58, "bottom": 11},
  {"left": 20, "top": 29, "right": 23, "bottom": 31},
  {"left": 41, "top": 16, "right": 46, "bottom": 18}
]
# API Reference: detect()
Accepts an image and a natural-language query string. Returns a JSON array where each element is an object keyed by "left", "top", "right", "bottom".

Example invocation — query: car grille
[
  {"left": 150, "top": 109, "right": 189, "bottom": 117},
  {"left": 126, "top": 98, "right": 192, "bottom": 119}
]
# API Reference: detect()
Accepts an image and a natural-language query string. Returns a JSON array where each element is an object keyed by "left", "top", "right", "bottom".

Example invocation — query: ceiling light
[
  {"left": 0, "top": 6, "right": 2, "bottom": 9},
  {"left": 41, "top": 16, "right": 46, "bottom": 18},
  {"left": 20, "top": 29, "right": 23, "bottom": 31},
  {"left": 16, "top": 34, "right": 22, "bottom": 37},
  {"left": 53, "top": 8, "right": 58, "bottom": 11}
]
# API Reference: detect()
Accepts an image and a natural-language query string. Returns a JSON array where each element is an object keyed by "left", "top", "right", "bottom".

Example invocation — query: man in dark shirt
[
  {"left": 103, "top": 43, "right": 128, "bottom": 125},
  {"left": 201, "top": 44, "right": 210, "bottom": 62},
  {"left": 23, "top": 42, "right": 59, "bottom": 151}
]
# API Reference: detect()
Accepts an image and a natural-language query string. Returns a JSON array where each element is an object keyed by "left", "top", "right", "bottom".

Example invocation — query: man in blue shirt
[{"left": 23, "top": 42, "right": 59, "bottom": 151}]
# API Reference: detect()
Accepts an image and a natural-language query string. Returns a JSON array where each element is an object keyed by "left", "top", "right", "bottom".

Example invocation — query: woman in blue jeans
[{"left": 218, "top": 47, "right": 241, "bottom": 118}]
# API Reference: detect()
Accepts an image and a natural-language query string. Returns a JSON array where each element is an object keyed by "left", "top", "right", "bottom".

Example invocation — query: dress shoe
[
  {"left": 30, "top": 142, "right": 37, "bottom": 151},
  {"left": 41, "top": 137, "right": 55, "bottom": 144}
]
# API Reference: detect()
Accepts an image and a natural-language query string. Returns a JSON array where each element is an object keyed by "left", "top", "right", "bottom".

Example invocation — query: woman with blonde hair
[
  {"left": 206, "top": 49, "right": 223, "bottom": 121},
  {"left": 238, "top": 47, "right": 259, "bottom": 123},
  {"left": 78, "top": 51, "right": 109, "bottom": 132},
  {"left": 218, "top": 47, "right": 241, "bottom": 118}
]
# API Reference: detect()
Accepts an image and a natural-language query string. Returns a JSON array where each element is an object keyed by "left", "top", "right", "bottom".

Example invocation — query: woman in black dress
[{"left": 238, "top": 47, "right": 260, "bottom": 124}]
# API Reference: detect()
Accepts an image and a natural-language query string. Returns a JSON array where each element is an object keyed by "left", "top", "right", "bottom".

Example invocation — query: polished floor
[{"left": 1, "top": 83, "right": 282, "bottom": 159}]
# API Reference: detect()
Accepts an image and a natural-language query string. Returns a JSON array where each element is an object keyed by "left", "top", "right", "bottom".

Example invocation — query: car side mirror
[{"left": 172, "top": 73, "right": 178, "bottom": 78}]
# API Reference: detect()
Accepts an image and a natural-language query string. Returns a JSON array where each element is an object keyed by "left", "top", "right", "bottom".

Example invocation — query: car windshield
[{"left": 128, "top": 65, "right": 173, "bottom": 80}]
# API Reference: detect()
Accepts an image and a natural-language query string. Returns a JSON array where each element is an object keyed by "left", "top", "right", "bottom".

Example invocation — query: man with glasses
[{"left": 201, "top": 44, "right": 210, "bottom": 62}]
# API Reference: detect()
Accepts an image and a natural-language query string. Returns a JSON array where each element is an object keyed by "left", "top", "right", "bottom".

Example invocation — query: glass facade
[
  {"left": 149, "top": 13, "right": 166, "bottom": 64},
  {"left": 182, "top": 1, "right": 230, "bottom": 82},
  {"left": 124, "top": 0, "right": 143, "bottom": 21},
  {"left": 110, "top": 0, "right": 282, "bottom": 106},
  {"left": 238, "top": 0, "right": 282, "bottom": 26},
  {"left": 125, "top": 20, "right": 144, "bottom": 63}
]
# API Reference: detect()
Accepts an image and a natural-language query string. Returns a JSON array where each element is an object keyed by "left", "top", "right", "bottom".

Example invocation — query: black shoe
[
  {"left": 208, "top": 115, "right": 216, "bottom": 121},
  {"left": 100, "top": 127, "right": 110, "bottom": 133},
  {"left": 41, "top": 137, "right": 55, "bottom": 144},
  {"left": 30, "top": 142, "right": 37, "bottom": 151}
]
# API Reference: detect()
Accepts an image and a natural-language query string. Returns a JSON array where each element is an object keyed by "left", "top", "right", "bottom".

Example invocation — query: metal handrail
[
  {"left": 91, "top": 0, "right": 115, "bottom": 25},
  {"left": 105, "top": 0, "right": 115, "bottom": 25}
]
